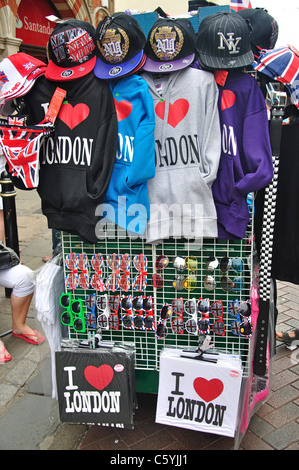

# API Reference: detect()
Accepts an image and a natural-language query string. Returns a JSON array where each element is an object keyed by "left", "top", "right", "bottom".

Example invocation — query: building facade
[{"left": 0, "top": 0, "right": 115, "bottom": 61}]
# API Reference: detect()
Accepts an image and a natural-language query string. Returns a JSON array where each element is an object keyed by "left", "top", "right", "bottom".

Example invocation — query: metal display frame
[{"left": 61, "top": 198, "right": 254, "bottom": 392}]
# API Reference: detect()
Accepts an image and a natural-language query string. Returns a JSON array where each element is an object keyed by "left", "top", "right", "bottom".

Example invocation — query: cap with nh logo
[{"left": 196, "top": 11, "right": 254, "bottom": 70}]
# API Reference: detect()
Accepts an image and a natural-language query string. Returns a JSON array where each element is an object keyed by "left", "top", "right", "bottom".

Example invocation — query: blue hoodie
[
  {"left": 103, "top": 74, "right": 156, "bottom": 236},
  {"left": 212, "top": 71, "right": 273, "bottom": 239}
]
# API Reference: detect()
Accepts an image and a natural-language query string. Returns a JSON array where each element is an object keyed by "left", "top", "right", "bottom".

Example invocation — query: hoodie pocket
[{"left": 39, "top": 166, "right": 89, "bottom": 214}]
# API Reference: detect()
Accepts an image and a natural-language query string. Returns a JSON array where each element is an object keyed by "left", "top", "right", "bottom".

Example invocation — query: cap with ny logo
[{"left": 196, "top": 11, "right": 254, "bottom": 70}]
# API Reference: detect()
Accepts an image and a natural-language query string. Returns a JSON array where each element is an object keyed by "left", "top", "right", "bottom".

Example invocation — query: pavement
[{"left": 0, "top": 188, "right": 298, "bottom": 452}]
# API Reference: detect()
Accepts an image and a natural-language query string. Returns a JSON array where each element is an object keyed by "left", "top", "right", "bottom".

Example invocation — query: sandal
[
  {"left": 276, "top": 329, "right": 299, "bottom": 344},
  {"left": 12, "top": 329, "right": 45, "bottom": 345},
  {"left": 0, "top": 343, "right": 12, "bottom": 363}
]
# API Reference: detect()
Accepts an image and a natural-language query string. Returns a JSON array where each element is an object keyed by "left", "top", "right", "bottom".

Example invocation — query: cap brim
[
  {"left": 198, "top": 51, "right": 254, "bottom": 70},
  {"left": 142, "top": 53, "right": 195, "bottom": 73},
  {"left": 94, "top": 50, "right": 144, "bottom": 79},
  {"left": 45, "top": 56, "right": 96, "bottom": 81}
]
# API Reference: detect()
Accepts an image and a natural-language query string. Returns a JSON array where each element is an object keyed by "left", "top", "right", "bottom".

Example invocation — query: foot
[
  {"left": 0, "top": 340, "right": 12, "bottom": 363},
  {"left": 12, "top": 327, "right": 45, "bottom": 345},
  {"left": 276, "top": 329, "right": 299, "bottom": 343}
]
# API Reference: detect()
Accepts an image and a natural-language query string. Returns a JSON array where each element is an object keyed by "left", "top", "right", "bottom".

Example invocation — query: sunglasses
[
  {"left": 204, "top": 274, "right": 216, "bottom": 291},
  {"left": 172, "top": 256, "right": 186, "bottom": 271},
  {"left": 197, "top": 298, "right": 210, "bottom": 334},
  {"left": 184, "top": 298, "right": 198, "bottom": 335},
  {"left": 220, "top": 275, "right": 243, "bottom": 293},
  {"left": 156, "top": 303, "right": 172, "bottom": 339},
  {"left": 205, "top": 256, "right": 219, "bottom": 271},
  {"left": 105, "top": 253, "right": 121, "bottom": 291},
  {"left": 90, "top": 253, "right": 106, "bottom": 292},
  {"left": 84, "top": 293, "right": 97, "bottom": 329},
  {"left": 96, "top": 294, "right": 120, "bottom": 330},
  {"left": 171, "top": 298, "right": 184, "bottom": 334},
  {"left": 210, "top": 300, "right": 225, "bottom": 336},
  {"left": 132, "top": 254, "right": 148, "bottom": 291},
  {"left": 120, "top": 295, "right": 135, "bottom": 330},
  {"left": 184, "top": 256, "right": 197, "bottom": 271},
  {"left": 155, "top": 255, "right": 169, "bottom": 270},
  {"left": 60, "top": 293, "right": 86, "bottom": 333},
  {"left": 64, "top": 252, "right": 79, "bottom": 290},
  {"left": 228, "top": 299, "right": 252, "bottom": 337},
  {"left": 220, "top": 257, "right": 243, "bottom": 274},
  {"left": 183, "top": 274, "right": 197, "bottom": 291},
  {"left": 132, "top": 295, "right": 155, "bottom": 330},
  {"left": 120, "top": 253, "right": 130, "bottom": 291}
]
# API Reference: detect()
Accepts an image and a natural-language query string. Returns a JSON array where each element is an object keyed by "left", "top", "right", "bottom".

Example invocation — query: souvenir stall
[{"left": 0, "top": 6, "right": 285, "bottom": 447}]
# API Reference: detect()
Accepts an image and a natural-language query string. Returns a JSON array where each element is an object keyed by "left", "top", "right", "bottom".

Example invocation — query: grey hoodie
[{"left": 142, "top": 67, "right": 221, "bottom": 243}]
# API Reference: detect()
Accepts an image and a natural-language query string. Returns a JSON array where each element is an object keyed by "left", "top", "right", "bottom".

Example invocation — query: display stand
[{"left": 61, "top": 197, "right": 254, "bottom": 391}]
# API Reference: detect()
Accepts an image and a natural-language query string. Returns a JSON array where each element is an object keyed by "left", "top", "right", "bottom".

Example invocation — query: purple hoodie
[{"left": 212, "top": 71, "right": 273, "bottom": 239}]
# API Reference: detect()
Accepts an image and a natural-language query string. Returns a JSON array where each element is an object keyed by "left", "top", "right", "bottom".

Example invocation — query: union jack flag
[
  {"left": 0, "top": 120, "right": 53, "bottom": 188},
  {"left": 230, "top": 0, "right": 252, "bottom": 12}
]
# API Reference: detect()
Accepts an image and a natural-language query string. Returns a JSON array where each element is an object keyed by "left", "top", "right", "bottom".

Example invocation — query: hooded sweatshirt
[
  {"left": 142, "top": 67, "right": 221, "bottom": 243},
  {"left": 22, "top": 73, "right": 118, "bottom": 244},
  {"left": 212, "top": 70, "right": 273, "bottom": 239},
  {"left": 102, "top": 74, "right": 156, "bottom": 236}
]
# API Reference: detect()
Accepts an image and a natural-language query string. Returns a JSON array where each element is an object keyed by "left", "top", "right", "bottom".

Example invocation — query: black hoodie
[{"left": 23, "top": 72, "right": 118, "bottom": 243}]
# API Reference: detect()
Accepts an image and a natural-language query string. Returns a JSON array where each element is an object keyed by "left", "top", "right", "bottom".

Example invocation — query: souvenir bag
[{"left": 0, "top": 241, "right": 20, "bottom": 270}]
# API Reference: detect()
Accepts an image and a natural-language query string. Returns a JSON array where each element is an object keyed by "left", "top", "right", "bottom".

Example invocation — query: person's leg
[{"left": 0, "top": 264, "right": 44, "bottom": 344}]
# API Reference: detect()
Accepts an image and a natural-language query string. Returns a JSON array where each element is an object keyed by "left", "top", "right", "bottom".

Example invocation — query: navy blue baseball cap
[{"left": 94, "top": 12, "right": 146, "bottom": 79}]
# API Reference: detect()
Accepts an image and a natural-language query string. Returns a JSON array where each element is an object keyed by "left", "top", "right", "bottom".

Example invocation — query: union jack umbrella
[
  {"left": 132, "top": 254, "right": 148, "bottom": 291},
  {"left": 64, "top": 252, "right": 79, "bottom": 290},
  {"left": 90, "top": 253, "right": 106, "bottom": 291},
  {"left": 230, "top": 0, "right": 252, "bottom": 12},
  {"left": 253, "top": 46, "right": 299, "bottom": 109},
  {"left": 0, "top": 119, "right": 53, "bottom": 188}
]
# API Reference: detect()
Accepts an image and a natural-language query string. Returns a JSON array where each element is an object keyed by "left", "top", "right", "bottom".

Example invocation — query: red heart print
[
  {"left": 193, "top": 377, "right": 224, "bottom": 402},
  {"left": 155, "top": 99, "right": 189, "bottom": 128},
  {"left": 84, "top": 364, "right": 114, "bottom": 390},
  {"left": 221, "top": 90, "right": 236, "bottom": 111},
  {"left": 114, "top": 98, "right": 133, "bottom": 121},
  {"left": 59, "top": 103, "right": 90, "bottom": 130}
]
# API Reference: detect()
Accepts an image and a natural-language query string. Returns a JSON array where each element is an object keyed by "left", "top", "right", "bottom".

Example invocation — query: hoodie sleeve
[
  {"left": 201, "top": 75, "right": 221, "bottom": 186},
  {"left": 86, "top": 84, "right": 118, "bottom": 203},
  {"left": 111, "top": 76, "right": 156, "bottom": 190},
  {"left": 121, "top": 79, "right": 156, "bottom": 189},
  {"left": 232, "top": 80, "right": 273, "bottom": 197}
]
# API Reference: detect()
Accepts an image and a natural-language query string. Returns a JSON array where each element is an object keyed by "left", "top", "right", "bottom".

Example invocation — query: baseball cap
[
  {"left": 143, "top": 17, "right": 196, "bottom": 73},
  {"left": 196, "top": 12, "right": 254, "bottom": 70},
  {"left": 0, "top": 52, "right": 46, "bottom": 115},
  {"left": 237, "top": 8, "right": 279, "bottom": 57},
  {"left": 45, "top": 19, "right": 96, "bottom": 81},
  {"left": 94, "top": 12, "right": 146, "bottom": 79}
]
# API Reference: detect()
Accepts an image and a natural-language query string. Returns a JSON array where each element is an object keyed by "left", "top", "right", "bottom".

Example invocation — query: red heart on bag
[
  {"left": 59, "top": 103, "right": 90, "bottom": 130},
  {"left": 84, "top": 364, "right": 114, "bottom": 390},
  {"left": 114, "top": 98, "right": 133, "bottom": 121},
  {"left": 221, "top": 90, "right": 236, "bottom": 111},
  {"left": 193, "top": 377, "right": 224, "bottom": 402},
  {"left": 155, "top": 99, "right": 189, "bottom": 128}
]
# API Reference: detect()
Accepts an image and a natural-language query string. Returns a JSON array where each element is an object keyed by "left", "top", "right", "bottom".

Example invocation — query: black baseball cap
[
  {"left": 45, "top": 19, "right": 96, "bottom": 81},
  {"left": 94, "top": 12, "right": 146, "bottom": 79},
  {"left": 143, "top": 17, "right": 196, "bottom": 73},
  {"left": 237, "top": 8, "right": 279, "bottom": 57},
  {"left": 196, "top": 11, "right": 254, "bottom": 70}
]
